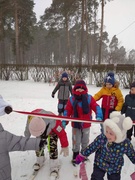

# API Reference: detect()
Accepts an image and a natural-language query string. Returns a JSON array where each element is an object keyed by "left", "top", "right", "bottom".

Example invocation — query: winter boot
[
  {"left": 33, "top": 156, "right": 45, "bottom": 171},
  {"left": 71, "top": 152, "right": 79, "bottom": 166},
  {"left": 50, "top": 159, "right": 60, "bottom": 178}
]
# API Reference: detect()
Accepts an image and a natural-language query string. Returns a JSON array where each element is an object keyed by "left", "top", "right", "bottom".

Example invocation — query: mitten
[
  {"left": 75, "top": 154, "right": 86, "bottom": 164},
  {"left": 4, "top": 106, "right": 12, "bottom": 114},
  {"left": 96, "top": 117, "right": 102, "bottom": 121},
  {"left": 51, "top": 93, "right": 55, "bottom": 98},
  {"left": 39, "top": 138, "right": 47, "bottom": 150},
  {"left": 62, "top": 121, "right": 66, "bottom": 129},
  {"left": 79, "top": 162, "right": 88, "bottom": 180},
  {"left": 60, "top": 147, "right": 69, "bottom": 157},
  {"left": 131, "top": 171, "right": 135, "bottom": 180}
]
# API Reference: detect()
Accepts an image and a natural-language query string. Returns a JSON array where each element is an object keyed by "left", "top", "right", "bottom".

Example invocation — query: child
[
  {"left": 51, "top": 72, "right": 72, "bottom": 115},
  {"left": 24, "top": 108, "right": 69, "bottom": 177},
  {"left": 121, "top": 81, "right": 135, "bottom": 140},
  {"left": 0, "top": 96, "right": 45, "bottom": 180},
  {"left": 75, "top": 111, "right": 135, "bottom": 180},
  {"left": 62, "top": 80, "right": 103, "bottom": 165},
  {"left": 94, "top": 72, "right": 124, "bottom": 120}
]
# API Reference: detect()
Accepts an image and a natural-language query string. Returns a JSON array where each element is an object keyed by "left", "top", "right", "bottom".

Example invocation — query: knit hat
[
  {"left": 104, "top": 72, "right": 115, "bottom": 86},
  {"left": 62, "top": 72, "right": 68, "bottom": 78},
  {"left": 103, "top": 111, "right": 132, "bottom": 143},
  {"left": 29, "top": 117, "right": 46, "bottom": 137},
  {"left": 130, "top": 81, "right": 135, "bottom": 89},
  {"left": 74, "top": 80, "right": 87, "bottom": 91}
]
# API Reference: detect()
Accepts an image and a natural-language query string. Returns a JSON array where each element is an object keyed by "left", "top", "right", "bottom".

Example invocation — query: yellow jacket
[{"left": 94, "top": 83, "right": 124, "bottom": 111}]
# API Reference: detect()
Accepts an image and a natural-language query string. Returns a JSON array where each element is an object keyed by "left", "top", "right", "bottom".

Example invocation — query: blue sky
[{"left": 34, "top": 0, "right": 135, "bottom": 52}]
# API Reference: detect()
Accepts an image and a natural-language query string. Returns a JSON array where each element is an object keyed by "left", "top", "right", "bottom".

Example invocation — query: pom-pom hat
[
  {"left": 62, "top": 72, "right": 68, "bottom": 78},
  {"left": 74, "top": 80, "right": 87, "bottom": 91},
  {"left": 29, "top": 117, "right": 46, "bottom": 137},
  {"left": 103, "top": 111, "right": 132, "bottom": 143},
  {"left": 104, "top": 72, "right": 115, "bottom": 86}
]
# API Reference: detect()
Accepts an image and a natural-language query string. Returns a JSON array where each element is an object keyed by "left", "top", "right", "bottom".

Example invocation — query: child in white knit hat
[{"left": 75, "top": 111, "right": 135, "bottom": 180}]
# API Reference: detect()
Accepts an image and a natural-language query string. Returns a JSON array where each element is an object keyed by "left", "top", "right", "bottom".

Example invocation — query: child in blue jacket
[{"left": 75, "top": 111, "right": 135, "bottom": 180}]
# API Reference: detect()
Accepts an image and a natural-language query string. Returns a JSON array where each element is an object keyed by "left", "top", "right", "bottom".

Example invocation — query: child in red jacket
[
  {"left": 24, "top": 109, "right": 69, "bottom": 177},
  {"left": 62, "top": 80, "right": 103, "bottom": 165}
]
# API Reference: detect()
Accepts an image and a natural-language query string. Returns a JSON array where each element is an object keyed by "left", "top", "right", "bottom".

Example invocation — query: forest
[{"left": 0, "top": 0, "right": 135, "bottom": 67}]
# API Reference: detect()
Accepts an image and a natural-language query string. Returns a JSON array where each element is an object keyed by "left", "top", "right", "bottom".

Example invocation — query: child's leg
[
  {"left": 91, "top": 164, "right": 105, "bottom": 180},
  {"left": 72, "top": 128, "right": 81, "bottom": 164},
  {"left": 107, "top": 172, "right": 120, "bottom": 180},
  {"left": 127, "top": 126, "right": 133, "bottom": 140},
  {"left": 48, "top": 133, "right": 60, "bottom": 176},
  {"left": 34, "top": 150, "right": 45, "bottom": 170},
  {"left": 81, "top": 128, "right": 90, "bottom": 151},
  {"left": 48, "top": 133, "right": 58, "bottom": 160},
  {"left": 58, "top": 100, "right": 64, "bottom": 115}
]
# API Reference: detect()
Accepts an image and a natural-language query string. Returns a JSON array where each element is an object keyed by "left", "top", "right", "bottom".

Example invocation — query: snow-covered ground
[{"left": 0, "top": 80, "right": 134, "bottom": 180}]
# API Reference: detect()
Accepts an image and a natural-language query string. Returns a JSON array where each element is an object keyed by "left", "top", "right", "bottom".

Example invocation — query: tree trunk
[
  {"left": 14, "top": 0, "right": 20, "bottom": 64},
  {"left": 98, "top": 0, "right": 104, "bottom": 65},
  {"left": 78, "top": 0, "right": 85, "bottom": 73}
]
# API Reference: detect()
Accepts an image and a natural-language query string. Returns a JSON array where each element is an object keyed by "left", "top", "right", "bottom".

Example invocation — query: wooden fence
[{"left": 0, "top": 64, "right": 134, "bottom": 88}]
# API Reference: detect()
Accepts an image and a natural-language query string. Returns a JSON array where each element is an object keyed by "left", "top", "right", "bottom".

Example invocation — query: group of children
[
  {"left": 51, "top": 71, "right": 135, "bottom": 179},
  {"left": 1, "top": 71, "right": 135, "bottom": 180}
]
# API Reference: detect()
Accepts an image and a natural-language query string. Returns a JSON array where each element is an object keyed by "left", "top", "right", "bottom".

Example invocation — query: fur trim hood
[{"left": 103, "top": 111, "right": 132, "bottom": 143}]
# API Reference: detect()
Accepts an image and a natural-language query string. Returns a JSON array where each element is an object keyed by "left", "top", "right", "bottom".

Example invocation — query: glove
[
  {"left": 62, "top": 121, "right": 66, "bottom": 129},
  {"left": 75, "top": 154, "right": 86, "bottom": 164},
  {"left": 39, "top": 138, "right": 47, "bottom": 150},
  {"left": 96, "top": 117, "right": 102, "bottom": 121},
  {"left": 130, "top": 171, "right": 135, "bottom": 180},
  {"left": 51, "top": 93, "right": 55, "bottom": 98},
  {"left": 60, "top": 147, "right": 69, "bottom": 157},
  {"left": 79, "top": 162, "right": 88, "bottom": 180},
  {"left": 4, "top": 106, "right": 12, "bottom": 114}
]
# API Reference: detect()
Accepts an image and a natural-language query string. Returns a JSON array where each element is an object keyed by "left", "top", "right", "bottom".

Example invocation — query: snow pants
[
  {"left": 72, "top": 127, "right": 90, "bottom": 152},
  {"left": 36, "top": 132, "right": 58, "bottom": 159},
  {"left": 91, "top": 164, "right": 121, "bottom": 180}
]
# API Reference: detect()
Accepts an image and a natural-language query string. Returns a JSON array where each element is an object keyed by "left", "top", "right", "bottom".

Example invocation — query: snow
[{"left": 0, "top": 80, "right": 134, "bottom": 180}]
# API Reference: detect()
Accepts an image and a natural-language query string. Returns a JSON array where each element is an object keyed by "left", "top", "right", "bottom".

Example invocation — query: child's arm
[
  {"left": 0, "top": 95, "right": 12, "bottom": 116},
  {"left": 125, "top": 141, "right": 135, "bottom": 164},
  {"left": 93, "top": 88, "right": 103, "bottom": 101},
  {"left": 115, "top": 89, "right": 124, "bottom": 111},
  {"left": 75, "top": 134, "right": 103, "bottom": 164}
]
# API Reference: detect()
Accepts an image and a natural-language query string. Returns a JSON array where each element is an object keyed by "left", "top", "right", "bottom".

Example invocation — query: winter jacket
[
  {"left": 52, "top": 78, "right": 72, "bottom": 100},
  {"left": 94, "top": 82, "right": 124, "bottom": 120},
  {"left": 24, "top": 109, "right": 69, "bottom": 148},
  {"left": 0, "top": 124, "right": 40, "bottom": 180},
  {"left": 121, "top": 94, "right": 135, "bottom": 120},
  {"left": 63, "top": 94, "right": 103, "bottom": 128},
  {"left": 81, "top": 133, "right": 135, "bottom": 175},
  {"left": 0, "top": 95, "right": 40, "bottom": 180}
]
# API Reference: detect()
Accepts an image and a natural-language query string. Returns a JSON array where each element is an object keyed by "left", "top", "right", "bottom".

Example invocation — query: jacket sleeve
[
  {"left": 63, "top": 97, "right": 73, "bottom": 125},
  {"left": 93, "top": 89, "right": 103, "bottom": 101},
  {"left": 52, "top": 82, "right": 60, "bottom": 94},
  {"left": 52, "top": 120, "right": 69, "bottom": 148},
  {"left": 24, "top": 118, "right": 31, "bottom": 138},
  {"left": 5, "top": 131, "right": 40, "bottom": 152},
  {"left": 0, "top": 95, "right": 12, "bottom": 116},
  {"left": 81, "top": 134, "right": 103, "bottom": 157},
  {"left": 115, "top": 89, "right": 124, "bottom": 111},
  {"left": 125, "top": 141, "right": 135, "bottom": 164},
  {"left": 90, "top": 96, "right": 103, "bottom": 119},
  {"left": 69, "top": 82, "right": 73, "bottom": 95}
]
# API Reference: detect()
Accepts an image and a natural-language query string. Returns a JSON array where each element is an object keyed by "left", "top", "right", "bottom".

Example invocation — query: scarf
[{"left": 73, "top": 93, "right": 89, "bottom": 129}]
